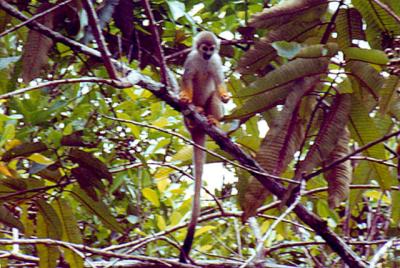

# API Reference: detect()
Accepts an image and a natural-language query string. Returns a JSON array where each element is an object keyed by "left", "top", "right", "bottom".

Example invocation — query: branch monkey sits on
[{"left": 179, "top": 31, "right": 230, "bottom": 263}]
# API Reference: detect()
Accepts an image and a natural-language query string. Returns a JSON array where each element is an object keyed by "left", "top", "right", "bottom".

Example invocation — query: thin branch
[
  {"left": 368, "top": 238, "right": 395, "bottom": 267},
  {"left": 141, "top": 0, "right": 168, "bottom": 88},
  {"left": 267, "top": 239, "right": 400, "bottom": 254},
  {"left": 241, "top": 180, "right": 305, "bottom": 268},
  {"left": 0, "top": 239, "right": 195, "bottom": 268},
  {"left": 305, "top": 184, "right": 400, "bottom": 196},
  {"left": 81, "top": 0, "right": 118, "bottom": 80},
  {"left": 305, "top": 130, "right": 400, "bottom": 180},
  {"left": 350, "top": 156, "right": 397, "bottom": 167},
  {"left": 0, "top": 0, "right": 72, "bottom": 38},
  {"left": 0, "top": 77, "right": 131, "bottom": 99}
]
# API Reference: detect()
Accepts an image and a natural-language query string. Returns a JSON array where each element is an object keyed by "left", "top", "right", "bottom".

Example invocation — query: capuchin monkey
[{"left": 178, "top": 31, "right": 230, "bottom": 263}]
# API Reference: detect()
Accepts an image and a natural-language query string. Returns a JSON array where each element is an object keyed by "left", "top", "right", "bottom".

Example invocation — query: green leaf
[
  {"left": 167, "top": 1, "right": 186, "bottom": 20},
  {"left": 238, "top": 20, "right": 322, "bottom": 74},
  {"left": 0, "top": 123, "right": 15, "bottom": 149},
  {"left": 71, "top": 186, "right": 124, "bottom": 233},
  {"left": 142, "top": 188, "right": 160, "bottom": 207},
  {"left": 343, "top": 47, "right": 388, "bottom": 65},
  {"left": 156, "top": 215, "right": 166, "bottom": 230},
  {"left": 336, "top": 8, "right": 365, "bottom": 48},
  {"left": 379, "top": 75, "right": 400, "bottom": 115},
  {"left": 271, "top": 41, "right": 301, "bottom": 59},
  {"left": 349, "top": 96, "right": 393, "bottom": 189},
  {"left": 36, "top": 200, "right": 62, "bottom": 268},
  {"left": 296, "top": 94, "right": 351, "bottom": 176},
  {"left": 54, "top": 199, "right": 84, "bottom": 268},
  {"left": 239, "top": 58, "right": 329, "bottom": 97}
]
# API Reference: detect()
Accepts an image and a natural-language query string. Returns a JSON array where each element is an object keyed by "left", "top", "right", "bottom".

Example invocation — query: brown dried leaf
[
  {"left": 324, "top": 128, "right": 352, "bottom": 208},
  {"left": 21, "top": 3, "right": 54, "bottom": 83},
  {"left": 240, "top": 78, "right": 320, "bottom": 220}
]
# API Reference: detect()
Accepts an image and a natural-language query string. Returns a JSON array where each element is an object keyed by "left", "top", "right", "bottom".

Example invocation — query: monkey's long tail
[{"left": 179, "top": 131, "right": 206, "bottom": 263}]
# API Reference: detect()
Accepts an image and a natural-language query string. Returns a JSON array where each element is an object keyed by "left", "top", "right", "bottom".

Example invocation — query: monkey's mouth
[{"left": 203, "top": 53, "right": 212, "bottom": 60}]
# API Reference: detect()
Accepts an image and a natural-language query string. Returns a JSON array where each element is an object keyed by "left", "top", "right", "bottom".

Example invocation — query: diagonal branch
[
  {"left": 0, "top": 1, "right": 366, "bottom": 267},
  {"left": 141, "top": 0, "right": 169, "bottom": 88},
  {"left": 81, "top": 0, "right": 119, "bottom": 80}
]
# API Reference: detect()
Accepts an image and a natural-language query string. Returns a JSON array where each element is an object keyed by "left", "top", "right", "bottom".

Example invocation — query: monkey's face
[{"left": 199, "top": 43, "right": 216, "bottom": 60}]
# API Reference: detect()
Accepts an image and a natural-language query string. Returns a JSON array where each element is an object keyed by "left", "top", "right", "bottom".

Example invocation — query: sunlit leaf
[{"left": 142, "top": 188, "right": 160, "bottom": 207}]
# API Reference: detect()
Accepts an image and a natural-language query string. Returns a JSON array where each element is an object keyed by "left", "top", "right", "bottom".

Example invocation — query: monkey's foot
[
  {"left": 195, "top": 106, "right": 205, "bottom": 114},
  {"left": 207, "top": 115, "right": 219, "bottom": 126},
  {"left": 220, "top": 92, "right": 231, "bottom": 103},
  {"left": 217, "top": 85, "right": 231, "bottom": 103},
  {"left": 179, "top": 91, "right": 193, "bottom": 104}
]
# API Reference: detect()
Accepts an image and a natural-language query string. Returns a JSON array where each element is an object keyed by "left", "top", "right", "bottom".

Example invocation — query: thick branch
[{"left": 0, "top": 2, "right": 366, "bottom": 266}]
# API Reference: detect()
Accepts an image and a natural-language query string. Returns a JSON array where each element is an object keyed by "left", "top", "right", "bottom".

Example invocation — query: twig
[
  {"left": 350, "top": 156, "right": 396, "bottom": 168},
  {"left": 141, "top": 0, "right": 168, "bottom": 88},
  {"left": 240, "top": 180, "right": 305, "bottom": 268},
  {"left": 0, "top": 238, "right": 196, "bottom": 267},
  {"left": 0, "top": 0, "right": 72, "bottom": 38},
  {"left": 267, "top": 239, "right": 400, "bottom": 254},
  {"left": 305, "top": 184, "right": 400, "bottom": 196},
  {"left": 0, "top": 77, "right": 131, "bottom": 99},
  {"left": 369, "top": 238, "right": 395, "bottom": 267},
  {"left": 81, "top": 0, "right": 118, "bottom": 80},
  {"left": 306, "top": 130, "right": 400, "bottom": 180}
]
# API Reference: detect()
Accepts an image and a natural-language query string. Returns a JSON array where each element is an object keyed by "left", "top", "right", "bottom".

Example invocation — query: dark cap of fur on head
[{"left": 194, "top": 31, "right": 220, "bottom": 49}]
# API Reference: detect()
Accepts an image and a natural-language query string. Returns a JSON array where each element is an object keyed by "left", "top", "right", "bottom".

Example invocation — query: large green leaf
[
  {"left": 352, "top": 0, "right": 400, "bottom": 49},
  {"left": 54, "top": 199, "right": 84, "bottom": 268},
  {"left": 70, "top": 186, "right": 124, "bottom": 233},
  {"left": 343, "top": 47, "right": 388, "bottom": 65},
  {"left": 379, "top": 75, "right": 400, "bottom": 115},
  {"left": 336, "top": 8, "right": 365, "bottom": 48},
  {"left": 295, "top": 93, "right": 351, "bottom": 176},
  {"left": 239, "top": 78, "right": 316, "bottom": 220},
  {"left": 238, "top": 58, "right": 329, "bottom": 97},
  {"left": 347, "top": 61, "right": 384, "bottom": 99},
  {"left": 35, "top": 200, "right": 62, "bottom": 268},
  {"left": 249, "top": 0, "right": 328, "bottom": 29},
  {"left": 348, "top": 96, "right": 393, "bottom": 189},
  {"left": 237, "top": 20, "right": 322, "bottom": 74}
]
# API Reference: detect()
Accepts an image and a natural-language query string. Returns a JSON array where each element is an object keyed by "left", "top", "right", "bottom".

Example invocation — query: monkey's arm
[
  {"left": 179, "top": 54, "right": 196, "bottom": 104},
  {"left": 212, "top": 56, "right": 230, "bottom": 103}
]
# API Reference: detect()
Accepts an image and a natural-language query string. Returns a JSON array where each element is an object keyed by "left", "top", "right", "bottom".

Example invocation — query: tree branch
[
  {"left": 81, "top": 0, "right": 119, "bottom": 80},
  {"left": 141, "top": 0, "right": 168, "bottom": 88},
  {"left": 0, "top": 77, "right": 130, "bottom": 99}
]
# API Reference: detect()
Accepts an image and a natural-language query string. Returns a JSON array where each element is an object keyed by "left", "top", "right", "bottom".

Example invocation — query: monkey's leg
[
  {"left": 205, "top": 91, "right": 224, "bottom": 125},
  {"left": 179, "top": 130, "right": 206, "bottom": 263},
  {"left": 179, "top": 83, "right": 193, "bottom": 104}
]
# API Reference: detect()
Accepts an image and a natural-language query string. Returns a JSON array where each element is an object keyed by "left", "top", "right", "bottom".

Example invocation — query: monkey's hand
[
  {"left": 179, "top": 90, "right": 193, "bottom": 104},
  {"left": 217, "top": 85, "right": 230, "bottom": 103},
  {"left": 207, "top": 115, "right": 220, "bottom": 126}
]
